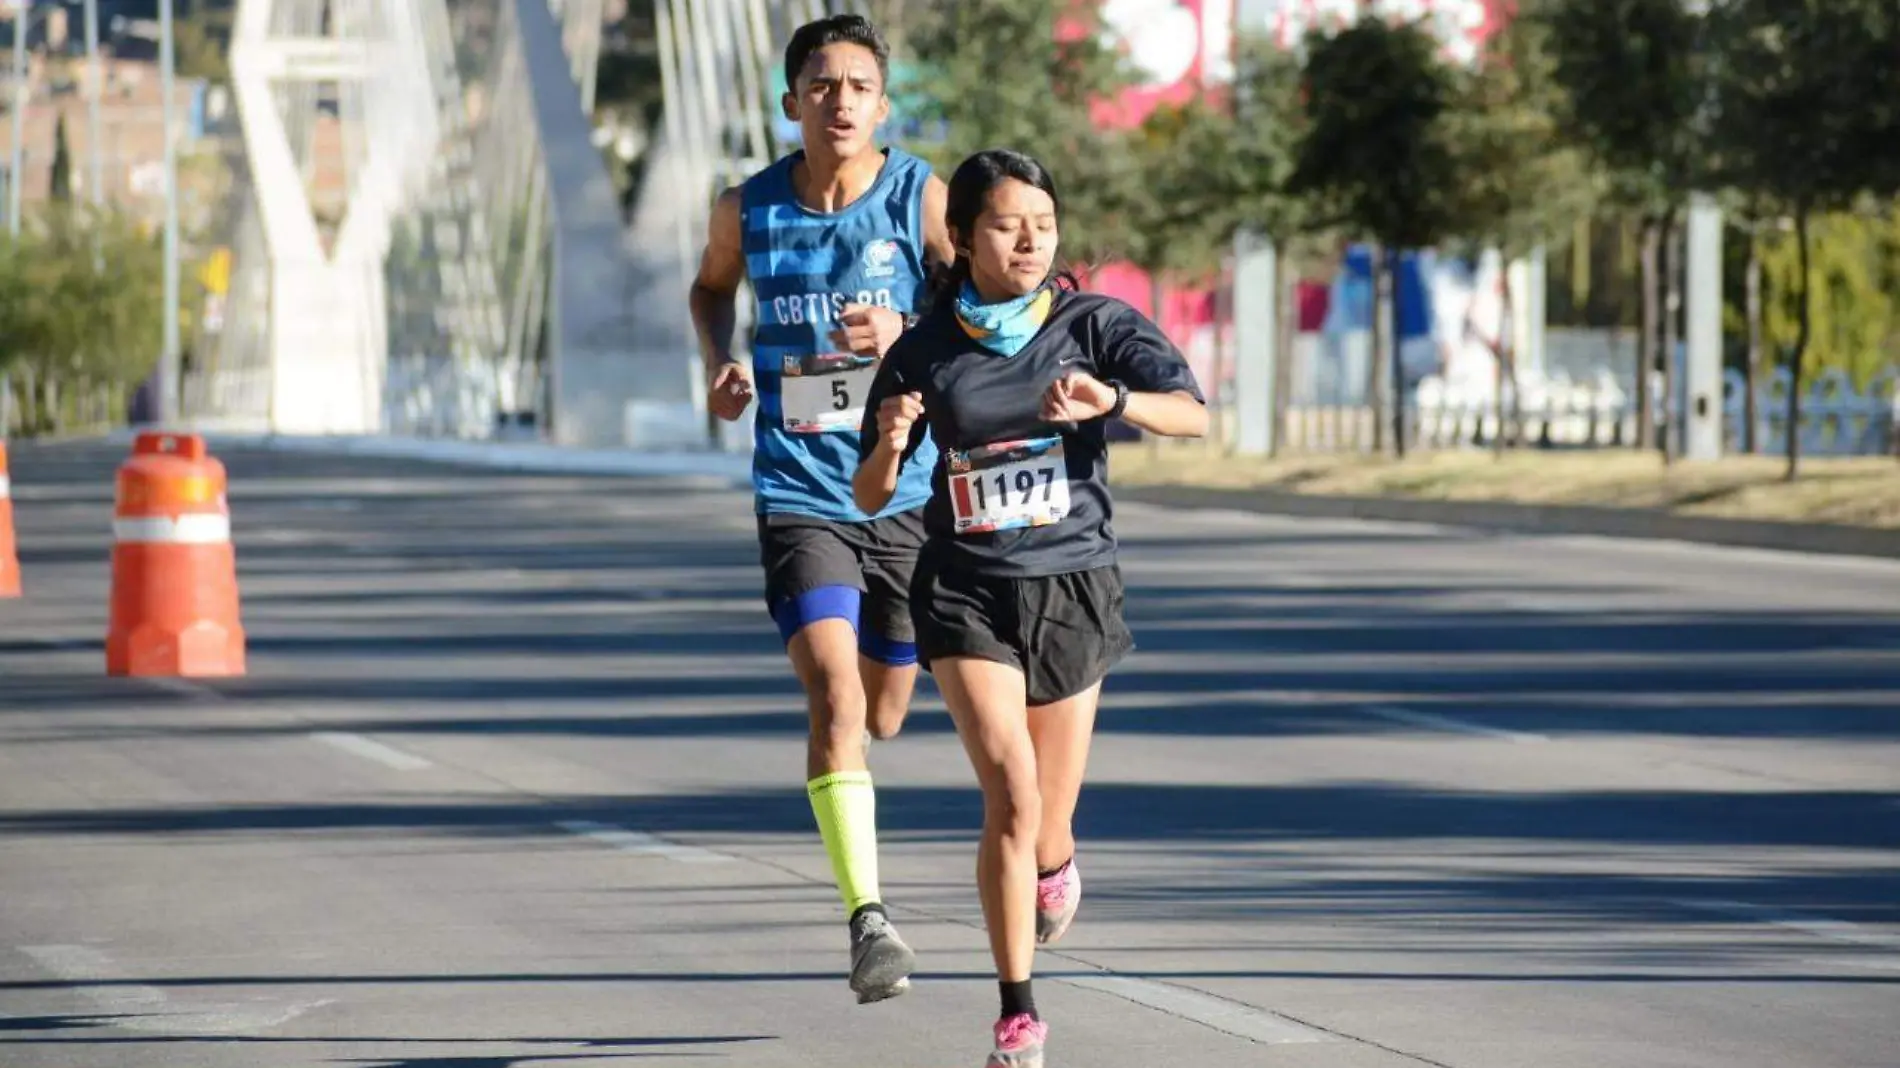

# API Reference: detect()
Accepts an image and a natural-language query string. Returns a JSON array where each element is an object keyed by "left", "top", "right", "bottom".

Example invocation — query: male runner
[{"left": 687, "top": 13, "right": 952, "bottom": 1005}]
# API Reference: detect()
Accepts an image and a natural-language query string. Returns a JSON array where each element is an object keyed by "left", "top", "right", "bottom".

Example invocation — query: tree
[
  {"left": 49, "top": 113, "right": 71, "bottom": 204},
  {"left": 1125, "top": 98, "right": 1247, "bottom": 286},
  {"left": 1291, "top": 16, "right": 1463, "bottom": 458},
  {"left": 1228, "top": 34, "right": 1322, "bottom": 457},
  {"left": 1442, "top": 6, "right": 1597, "bottom": 454},
  {"left": 1752, "top": 211, "right": 1900, "bottom": 391},
  {"left": 1107, "top": 96, "right": 1256, "bottom": 443},
  {"left": 173, "top": 11, "right": 231, "bottom": 84},
  {"left": 1711, "top": 0, "right": 1900, "bottom": 478},
  {"left": 1540, "top": 0, "right": 1709, "bottom": 461},
  {"left": 896, "top": 0, "right": 1141, "bottom": 266},
  {"left": 0, "top": 206, "right": 164, "bottom": 435}
]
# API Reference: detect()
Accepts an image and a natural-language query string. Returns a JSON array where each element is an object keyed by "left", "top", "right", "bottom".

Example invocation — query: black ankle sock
[
  {"left": 999, "top": 979, "right": 1038, "bottom": 1021},
  {"left": 1036, "top": 857, "right": 1072, "bottom": 881},
  {"left": 849, "top": 902, "right": 887, "bottom": 927}
]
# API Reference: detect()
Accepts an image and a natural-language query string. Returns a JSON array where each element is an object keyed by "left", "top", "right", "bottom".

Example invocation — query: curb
[
  {"left": 190, "top": 432, "right": 756, "bottom": 485},
  {"left": 1117, "top": 483, "right": 1900, "bottom": 561}
]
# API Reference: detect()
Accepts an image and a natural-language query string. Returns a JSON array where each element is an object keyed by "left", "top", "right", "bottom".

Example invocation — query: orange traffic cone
[
  {"left": 0, "top": 442, "right": 18, "bottom": 598},
  {"left": 105, "top": 432, "right": 246, "bottom": 677}
]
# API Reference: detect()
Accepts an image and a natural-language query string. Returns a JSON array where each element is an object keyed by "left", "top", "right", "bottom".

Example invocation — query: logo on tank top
[{"left": 861, "top": 239, "right": 900, "bottom": 279}]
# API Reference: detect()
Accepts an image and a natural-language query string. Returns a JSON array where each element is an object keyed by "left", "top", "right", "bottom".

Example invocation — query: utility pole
[
  {"left": 158, "top": 0, "right": 180, "bottom": 425},
  {"left": 9, "top": 0, "right": 27, "bottom": 234},
  {"left": 2, "top": 0, "right": 27, "bottom": 436},
  {"left": 85, "top": 0, "right": 101, "bottom": 209}
]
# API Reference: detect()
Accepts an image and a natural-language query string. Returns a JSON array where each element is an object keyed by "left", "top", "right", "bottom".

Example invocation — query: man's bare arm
[
  {"left": 921, "top": 174, "right": 955, "bottom": 271},
  {"left": 689, "top": 188, "right": 746, "bottom": 379}
]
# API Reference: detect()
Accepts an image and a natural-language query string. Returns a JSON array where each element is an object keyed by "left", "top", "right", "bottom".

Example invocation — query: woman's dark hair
[
  {"left": 784, "top": 15, "right": 889, "bottom": 93},
  {"left": 923, "top": 148, "right": 1078, "bottom": 312}
]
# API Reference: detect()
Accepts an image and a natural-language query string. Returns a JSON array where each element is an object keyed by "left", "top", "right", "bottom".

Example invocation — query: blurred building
[
  {"left": 1, "top": 50, "right": 208, "bottom": 209},
  {"left": 0, "top": 6, "right": 210, "bottom": 217}
]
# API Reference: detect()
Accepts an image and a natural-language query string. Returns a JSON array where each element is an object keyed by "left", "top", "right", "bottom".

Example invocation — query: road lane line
[
  {"left": 556, "top": 819, "right": 734, "bottom": 865},
  {"left": 1805, "top": 956, "right": 1900, "bottom": 971},
  {"left": 1061, "top": 974, "right": 1331, "bottom": 1044},
  {"left": 312, "top": 731, "right": 433, "bottom": 771},
  {"left": 20, "top": 944, "right": 330, "bottom": 1034},
  {"left": 1675, "top": 899, "right": 1900, "bottom": 949},
  {"left": 1364, "top": 704, "right": 1548, "bottom": 743},
  {"left": 139, "top": 677, "right": 226, "bottom": 700}
]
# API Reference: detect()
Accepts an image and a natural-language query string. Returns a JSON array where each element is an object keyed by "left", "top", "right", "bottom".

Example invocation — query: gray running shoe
[
  {"left": 848, "top": 909, "right": 916, "bottom": 1004},
  {"left": 1036, "top": 860, "right": 1081, "bottom": 945},
  {"left": 986, "top": 1013, "right": 1048, "bottom": 1068}
]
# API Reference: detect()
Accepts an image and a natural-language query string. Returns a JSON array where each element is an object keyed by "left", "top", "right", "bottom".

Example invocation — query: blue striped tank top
[{"left": 740, "top": 147, "right": 937, "bottom": 521}]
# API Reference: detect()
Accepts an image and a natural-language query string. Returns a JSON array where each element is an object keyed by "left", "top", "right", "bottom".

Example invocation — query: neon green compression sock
[{"left": 807, "top": 770, "right": 882, "bottom": 917}]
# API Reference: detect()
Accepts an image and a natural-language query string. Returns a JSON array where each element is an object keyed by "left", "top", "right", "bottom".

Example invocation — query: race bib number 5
[
  {"left": 947, "top": 437, "right": 1071, "bottom": 535},
  {"left": 781, "top": 352, "right": 876, "bottom": 433}
]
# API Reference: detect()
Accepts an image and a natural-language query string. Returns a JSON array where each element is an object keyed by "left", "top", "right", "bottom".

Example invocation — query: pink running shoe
[
  {"left": 985, "top": 1012, "right": 1048, "bottom": 1068},
  {"left": 1036, "top": 860, "right": 1081, "bottom": 945}
]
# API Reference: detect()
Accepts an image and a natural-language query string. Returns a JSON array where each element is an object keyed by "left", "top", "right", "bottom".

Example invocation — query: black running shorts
[
  {"left": 757, "top": 508, "right": 926, "bottom": 650},
  {"left": 910, "top": 556, "right": 1134, "bottom": 706}
]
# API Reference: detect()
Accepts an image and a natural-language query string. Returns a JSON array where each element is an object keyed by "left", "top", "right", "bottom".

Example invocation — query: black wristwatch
[{"left": 1105, "top": 380, "right": 1130, "bottom": 421}]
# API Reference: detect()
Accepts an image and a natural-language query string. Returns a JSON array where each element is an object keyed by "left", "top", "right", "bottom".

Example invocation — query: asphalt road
[{"left": 1, "top": 438, "right": 1897, "bottom": 1068}]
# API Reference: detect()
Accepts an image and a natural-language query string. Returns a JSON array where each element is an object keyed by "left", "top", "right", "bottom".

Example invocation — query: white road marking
[
  {"left": 1805, "top": 956, "right": 1900, "bottom": 972},
  {"left": 1675, "top": 899, "right": 1900, "bottom": 950},
  {"left": 312, "top": 731, "right": 433, "bottom": 771},
  {"left": 556, "top": 819, "right": 734, "bottom": 865},
  {"left": 1061, "top": 974, "right": 1330, "bottom": 1044},
  {"left": 1363, "top": 703, "right": 1548, "bottom": 743},
  {"left": 1546, "top": 533, "right": 1900, "bottom": 573},
  {"left": 21, "top": 944, "right": 330, "bottom": 1034},
  {"left": 139, "top": 677, "right": 226, "bottom": 700}
]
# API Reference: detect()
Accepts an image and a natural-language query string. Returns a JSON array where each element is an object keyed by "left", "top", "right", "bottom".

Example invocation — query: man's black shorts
[
  {"left": 910, "top": 556, "right": 1134, "bottom": 706},
  {"left": 757, "top": 508, "right": 926, "bottom": 651}
]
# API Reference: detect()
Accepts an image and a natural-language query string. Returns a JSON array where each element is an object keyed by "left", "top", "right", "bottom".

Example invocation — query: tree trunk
[
  {"left": 1148, "top": 272, "right": 1167, "bottom": 459},
  {"left": 1498, "top": 275, "right": 1519, "bottom": 453},
  {"left": 1491, "top": 293, "right": 1506, "bottom": 458},
  {"left": 1271, "top": 243, "right": 1292, "bottom": 458},
  {"left": 1660, "top": 211, "right": 1680, "bottom": 465},
  {"left": 1637, "top": 219, "right": 1658, "bottom": 451},
  {"left": 1370, "top": 244, "right": 1390, "bottom": 454},
  {"left": 1209, "top": 262, "right": 1231, "bottom": 451},
  {"left": 1785, "top": 210, "right": 1810, "bottom": 481},
  {"left": 1389, "top": 250, "right": 1407, "bottom": 458},
  {"left": 1744, "top": 232, "right": 1762, "bottom": 454}
]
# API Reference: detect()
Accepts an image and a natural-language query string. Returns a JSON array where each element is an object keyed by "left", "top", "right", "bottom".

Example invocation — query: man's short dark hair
[{"left": 783, "top": 14, "right": 890, "bottom": 93}]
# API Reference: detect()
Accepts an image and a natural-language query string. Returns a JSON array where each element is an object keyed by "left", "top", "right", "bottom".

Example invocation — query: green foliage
[
  {"left": 1710, "top": 0, "right": 1900, "bottom": 217},
  {"left": 1290, "top": 17, "right": 1467, "bottom": 455},
  {"left": 1228, "top": 33, "right": 1318, "bottom": 247},
  {"left": 1707, "top": 0, "right": 1900, "bottom": 474},
  {"left": 894, "top": 0, "right": 1141, "bottom": 265},
  {"left": 1442, "top": 10, "right": 1597, "bottom": 260},
  {"left": 1120, "top": 96, "right": 1245, "bottom": 283},
  {"left": 49, "top": 113, "right": 71, "bottom": 204},
  {"left": 1537, "top": 0, "right": 1708, "bottom": 214},
  {"left": 173, "top": 9, "right": 232, "bottom": 84},
  {"left": 1290, "top": 17, "right": 1462, "bottom": 251},
  {"left": 0, "top": 206, "right": 166, "bottom": 434},
  {"left": 1755, "top": 209, "right": 1900, "bottom": 387}
]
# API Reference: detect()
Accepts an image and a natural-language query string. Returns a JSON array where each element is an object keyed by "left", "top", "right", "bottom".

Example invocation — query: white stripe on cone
[
  {"left": 0, "top": 474, "right": 9, "bottom": 498},
  {"left": 113, "top": 514, "right": 231, "bottom": 545}
]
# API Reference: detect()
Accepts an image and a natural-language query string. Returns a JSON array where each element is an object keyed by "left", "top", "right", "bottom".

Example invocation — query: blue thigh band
[
  {"left": 772, "top": 585, "right": 861, "bottom": 644},
  {"left": 859, "top": 632, "right": 918, "bottom": 667}
]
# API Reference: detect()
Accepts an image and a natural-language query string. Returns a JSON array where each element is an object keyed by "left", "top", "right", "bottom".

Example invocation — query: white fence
[{"left": 1403, "top": 365, "right": 1898, "bottom": 455}]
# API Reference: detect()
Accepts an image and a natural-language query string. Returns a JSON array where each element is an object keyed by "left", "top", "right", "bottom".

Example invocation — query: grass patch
[{"left": 1108, "top": 441, "right": 1900, "bottom": 528}]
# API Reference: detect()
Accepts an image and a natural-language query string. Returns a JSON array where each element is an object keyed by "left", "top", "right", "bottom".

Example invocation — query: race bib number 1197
[
  {"left": 781, "top": 352, "right": 876, "bottom": 433},
  {"left": 947, "top": 437, "right": 1070, "bottom": 535}
]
